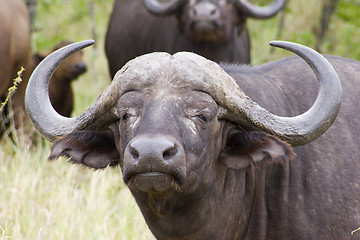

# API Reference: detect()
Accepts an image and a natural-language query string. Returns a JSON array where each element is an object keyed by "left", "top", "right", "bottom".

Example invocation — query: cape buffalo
[
  {"left": 105, "top": 0, "right": 285, "bottom": 78},
  {"left": 25, "top": 40, "right": 360, "bottom": 239}
]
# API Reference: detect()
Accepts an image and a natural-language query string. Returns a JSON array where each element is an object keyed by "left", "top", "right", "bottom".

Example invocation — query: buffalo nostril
[
  {"left": 210, "top": 9, "right": 216, "bottom": 15},
  {"left": 130, "top": 146, "right": 139, "bottom": 160},
  {"left": 163, "top": 145, "right": 177, "bottom": 161}
]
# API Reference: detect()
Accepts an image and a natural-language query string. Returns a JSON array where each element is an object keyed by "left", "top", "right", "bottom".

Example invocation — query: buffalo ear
[
  {"left": 48, "top": 130, "right": 120, "bottom": 169},
  {"left": 220, "top": 131, "right": 295, "bottom": 170}
]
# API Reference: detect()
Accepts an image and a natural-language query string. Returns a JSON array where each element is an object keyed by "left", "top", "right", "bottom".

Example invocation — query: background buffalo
[
  {"left": 105, "top": 0, "right": 285, "bottom": 78},
  {"left": 0, "top": 0, "right": 359, "bottom": 239}
]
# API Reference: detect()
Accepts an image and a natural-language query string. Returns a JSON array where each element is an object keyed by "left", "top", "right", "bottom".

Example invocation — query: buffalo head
[
  {"left": 143, "top": 0, "right": 285, "bottom": 43},
  {"left": 25, "top": 40, "right": 341, "bottom": 238}
]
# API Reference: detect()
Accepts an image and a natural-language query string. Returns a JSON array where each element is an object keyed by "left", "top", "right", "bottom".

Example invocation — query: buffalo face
[
  {"left": 48, "top": 84, "right": 294, "bottom": 209},
  {"left": 143, "top": 0, "right": 286, "bottom": 44},
  {"left": 116, "top": 89, "right": 226, "bottom": 195},
  {"left": 181, "top": 0, "right": 237, "bottom": 43},
  {"left": 44, "top": 50, "right": 298, "bottom": 201}
]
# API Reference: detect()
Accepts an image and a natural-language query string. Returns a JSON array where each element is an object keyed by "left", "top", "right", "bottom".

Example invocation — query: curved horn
[
  {"left": 25, "top": 40, "right": 119, "bottom": 142},
  {"left": 143, "top": 0, "right": 184, "bottom": 16},
  {"left": 26, "top": 40, "right": 341, "bottom": 147},
  {"left": 222, "top": 41, "right": 341, "bottom": 146},
  {"left": 236, "top": 0, "right": 286, "bottom": 19}
]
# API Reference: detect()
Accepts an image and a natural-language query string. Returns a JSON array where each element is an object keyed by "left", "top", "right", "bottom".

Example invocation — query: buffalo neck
[{"left": 129, "top": 160, "right": 291, "bottom": 240}]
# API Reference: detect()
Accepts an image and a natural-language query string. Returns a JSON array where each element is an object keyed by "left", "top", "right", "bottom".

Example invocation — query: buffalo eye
[
  {"left": 118, "top": 108, "right": 136, "bottom": 122},
  {"left": 121, "top": 112, "right": 130, "bottom": 121},
  {"left": 198, "top": 114, "right": 210, "bottom": 123}
]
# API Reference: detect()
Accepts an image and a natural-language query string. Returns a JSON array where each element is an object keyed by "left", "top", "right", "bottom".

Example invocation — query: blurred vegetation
[
  {"left": 0, "top": 68, "right": 24, "bottom": 113},
  {"left": 248, "top": 0, "right": 360, "bottom": 64},
  {"left": 1, "top": 0, "right": 360, "bottom": 239}
]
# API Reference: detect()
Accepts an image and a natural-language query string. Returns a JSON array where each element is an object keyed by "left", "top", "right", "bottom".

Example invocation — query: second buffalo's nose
[
  {"left": 73, "top": 62, "right": 87, "bottom": 75},
  {"left": 191, "top": 2, "right": 219, "bottom": 19}
]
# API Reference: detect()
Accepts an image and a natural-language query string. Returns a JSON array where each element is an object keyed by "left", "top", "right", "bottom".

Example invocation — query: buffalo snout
[
  {"left": 123, "top": 134, "right": 187, "bottom": 193},
  {"left": 190, "top": 2, "right": 221, "bottom": 32},
  {"left": 191, "top": 2, "right": 220, "bottom": 20},
  {"left": 73, "top": 62, "right": 87, "bottom": 76}
]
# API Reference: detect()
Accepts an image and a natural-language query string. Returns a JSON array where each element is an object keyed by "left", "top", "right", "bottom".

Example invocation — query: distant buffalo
[
  {"left": 105, "top": 0, "right": 285, "bottom": 78},
  {"left": 25, "top": 40, "right": 360, "bottom": 239}
]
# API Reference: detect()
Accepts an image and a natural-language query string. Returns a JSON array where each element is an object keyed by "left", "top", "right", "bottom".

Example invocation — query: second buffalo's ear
[
  {"left": 220, "top": 130, "right": 295, "bottom": 170},
  {"left": 48, "top": 130, "right": 120, "bottom": 169}
]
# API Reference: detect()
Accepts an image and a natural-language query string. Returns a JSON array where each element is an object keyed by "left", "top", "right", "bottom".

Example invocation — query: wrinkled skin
[
  {"left": 48, "top": 54, "right": 360, "bottom": 239},
  {"left": 105, "top": 0, "right": 252, "bottom": 78}
]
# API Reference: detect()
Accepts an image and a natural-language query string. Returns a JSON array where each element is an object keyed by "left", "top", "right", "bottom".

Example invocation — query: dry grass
[{"left": 0, "top": 134, "right": 154, "bottom": 239}]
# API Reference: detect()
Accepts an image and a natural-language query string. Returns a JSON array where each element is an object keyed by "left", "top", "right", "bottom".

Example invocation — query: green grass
[{"left": 1, "top": 0, "right": 359, "bottom": 239}]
